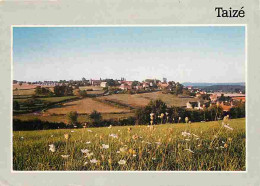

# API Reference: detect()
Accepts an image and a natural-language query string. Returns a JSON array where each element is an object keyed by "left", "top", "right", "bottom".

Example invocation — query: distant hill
[{"left": 182, "top": 82, "right": 245, "bottom": 87}]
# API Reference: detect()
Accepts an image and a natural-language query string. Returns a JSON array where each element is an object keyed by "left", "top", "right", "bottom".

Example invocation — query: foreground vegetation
[{"left": 13, "top": 118, "right": 245, "bottom": 171}]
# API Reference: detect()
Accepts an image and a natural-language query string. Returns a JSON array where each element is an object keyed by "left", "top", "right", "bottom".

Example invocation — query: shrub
[{"left": 67, "top": 111, "right": 78, "bottom": 125}]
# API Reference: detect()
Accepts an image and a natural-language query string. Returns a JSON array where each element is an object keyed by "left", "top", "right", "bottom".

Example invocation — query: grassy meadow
[{"left": 13, "top": 118, "right": 245, "bottom": 171}]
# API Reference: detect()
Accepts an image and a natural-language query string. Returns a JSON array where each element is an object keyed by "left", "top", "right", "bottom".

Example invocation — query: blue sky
[{"left": 13, "top": 26, "right": 245, "bottom": 83}]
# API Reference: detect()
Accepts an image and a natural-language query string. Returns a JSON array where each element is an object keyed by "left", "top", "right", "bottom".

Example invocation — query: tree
[
  {"left": 54, "top": 85, "right": 73, "bottom": 96},
  {"left": 67, "top": 111, "right": 78, "bottom": 125},
  {"left": 90, "top": 110, "right": 102, "bottom": 123},
  {"left": 13, "top": 101, "right": 20, "bottom": 110}
]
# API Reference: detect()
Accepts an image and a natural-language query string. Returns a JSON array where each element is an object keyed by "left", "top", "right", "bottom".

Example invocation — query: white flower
[
  {"left": 87, "top": 129, "right": 93, "bottom": 132},
  {"left": 85, "top": 152, "right": 94, "bottom": 158},
  {"left": 119, "top": 147, "right": 127, "bottom": 153},
  {"left": 223, "top": 125, "right": 233, "bottom": 131},
  {"left": 181, "top": 131, "right": 191, "bottom": 137},
  {"left": 71, "top": 130, "right": 75, "bottom": 133},
  {"left": 49, "top": 144, "right": 56, "bottom": 152},
  {"left": 118, "top": 160, "right": 126, "bottom": 165},
  {"left": 20, "top": 136, "right": 24, "bottom": 140},
  {"left": 108, "top": 125, "right": 112, "bottom": 129},
  {"left": 184, "top": 149, "right": 194, "bottom": 153},
  {"left": 152, "top": 157, "right": 156, "bottom": 160},
  {"left": 81, "top": 149, "right": 90, "bottom": 154},
  {"left": 86, "top": 141, "right": 91, "bottom": 144},
  {"left": 84, "top": 162, "right": 88, "bottom": 166},
  {"left": 222, "top": 141, "right": 225, "bottom": 144},
  {"left": 109, "top": 134, "right": 118, "bottom": 138},
  {"left": 102, "top": 144, "right": 109, "bottom": 149},
  {"left": 133, "top": 154, "right": 137, "bottom": 157},
  {"left": 61, "top": 155, "right": 70, "bottom": 158},
  {"left": 90, "top": 158, "right": 98, "bottom": 164},
  {"left": 116, "top": 151, "right": 120, "bottom": 154}
]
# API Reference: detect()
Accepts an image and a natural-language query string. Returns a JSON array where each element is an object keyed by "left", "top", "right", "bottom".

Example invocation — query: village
[{"left": 13, "top": 77, "right": 245, "bottom": 116}]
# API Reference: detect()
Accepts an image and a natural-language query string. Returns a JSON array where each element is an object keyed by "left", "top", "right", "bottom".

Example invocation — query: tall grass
[{"left": 13, "top": 118, "right": 245, "bottom": 171}]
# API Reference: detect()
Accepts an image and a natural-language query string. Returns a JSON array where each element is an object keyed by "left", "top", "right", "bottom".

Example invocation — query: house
[
  {"left": 119, "top": 83, "right": 132, "bottom": 90},
  {"left": 100, "top": 82, "right": 108, "bottom": 88},
  {"left": 220, "top": 102, "right": 233, "bottom": 112},
  {"left": 158, "top": 82, "right": 168, "bottom": 90},
  {"left": 90, "top": 79, "right": 101, "bottom": 86},
  {"left": 232, "top": 96, "right": 246, "bottom": 102},
  {"left": 186, "top": 101, "right": 203, "bottom": 110}
]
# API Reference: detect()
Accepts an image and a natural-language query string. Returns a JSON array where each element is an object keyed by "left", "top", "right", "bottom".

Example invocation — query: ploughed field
[{"left": 13, "top": 118, "right": 246, "bottom": 171}]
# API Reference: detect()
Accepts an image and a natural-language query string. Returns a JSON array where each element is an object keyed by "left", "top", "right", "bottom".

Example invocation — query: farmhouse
[
  {"left": 119, "top": 83, "right": 132, "bottom": 90},
  {"left": 186, "top": 101, "right": 203, "bottom": 110},
  {"left": 100, "top": 82, "right": 108, "bottom": 88},
  {"left": 90, "top": 79, "right": 101, "bottom": 86}
]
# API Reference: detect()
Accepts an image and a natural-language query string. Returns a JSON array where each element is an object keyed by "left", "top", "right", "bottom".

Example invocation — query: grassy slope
[{"left": 13, "top": 118, "right": 245, "bottom": 171}]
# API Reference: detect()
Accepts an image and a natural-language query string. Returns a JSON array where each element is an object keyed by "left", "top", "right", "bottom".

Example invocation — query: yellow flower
[
  {"left": 64, "top": 133, "right": 70, "bottom": 140},
  {"left": 224, "top": 143, "right": 228, "bottom": 148}
]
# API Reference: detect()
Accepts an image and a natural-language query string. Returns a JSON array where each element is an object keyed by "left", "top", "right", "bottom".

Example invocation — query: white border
[{"left": 11, "top": 24, "right": 247, "bottom": 173}]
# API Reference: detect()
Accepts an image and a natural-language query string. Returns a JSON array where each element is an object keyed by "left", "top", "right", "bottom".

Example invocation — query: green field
[{"left": 13, "top": 118, "right": 245, "bottom": 171}]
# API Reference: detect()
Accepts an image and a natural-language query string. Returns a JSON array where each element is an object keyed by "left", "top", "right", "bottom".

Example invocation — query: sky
[{"left": 13, "top": 26, "right": 245, "bottom": 83}]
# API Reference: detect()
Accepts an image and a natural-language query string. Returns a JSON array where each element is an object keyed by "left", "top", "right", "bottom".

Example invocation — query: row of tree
[{"left": 135, "top": 99, "right": 245, "bottom": 125}]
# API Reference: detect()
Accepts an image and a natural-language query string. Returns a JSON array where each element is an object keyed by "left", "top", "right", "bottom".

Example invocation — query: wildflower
[
  {"left": 49, "top": 144, "right": 56, "bottom": 152},
  {"left": 85, "top": 152, "right": 94, "bottom": 158},
  {"left": 81, "top": 149, "right": 90, "bottom": 154},
  {"left": 128, "top": 127, "right": 132, "bottom": 133},
  {"left": 83, "top": 162, "right": 88, "bottom": 166},
  {"left": 184, "top": 149, "right": 194, "bottom": 153},
  {"left": 102, "top": 144, "right": 109, "bottom": 149},
  {"left": 228, "top": 137, "right": 233, "bottom": 142},
  {"left": 86, "top": 141, "right": 91, "bottom": 144},
  {"left": 224, "top": 143, "right": 228, "bottom": 148},
  {"left": 51, "top": 135, "right": 54, "bottom": 138},
  {"left": 132, "top": 134, "right": 139, "bottom": 140},
  {"left": 222, "top": 141, "right": 225, "bottom": 144},
  {"left": 118, "top": 130, "right": 120, "bottom": 132},
  {"left": 64, "top": 133, "right": 70, "bottom": 140},
  {"left": 108, "top": 125, "right": 112, "bottom": 129},
  {"left": 109, "top": 134, "right": 118, "bottom": 138},
  {"left": 87, "top": 129, "right": 93, "bottom": 133},
  {"left": 155, "top": 142, "right": 161, "bottom": 145},
  {"left": 133, "top": 154, "right": 137, "bottom": 157},
  {"left": 71, "top": 130, "right": 75, "bottom": 133},
  {"left": 61, "top": 155, "right": 70, "bottom": 159},
  {"left": 193, "top": 134, "right": 199, "bottom": 138},
  {"left": 220, "top": 146, "right": 224, "bottom": 149},
  {"left": 185, "top": 117, "right": 189, "bottom": 123},
  {"left": 160, "top": 113, "right": 164, "bottom": 118},
  {"left": 20, "top": 136, "right": 24, "bottom": 140},
  {"left": 178, "top": 117, "right": 181, "bottom": 121},
  {"left": 181, "top": 131, "right": 191, "bottom": 137},
  {"left": 73, "top": 125, "right": 77, "bottom": 128},
  {"left": 116, "top": 151, "right": 120, "bottom": 154},
  {"left": 223, "top": 125, "right": 233, "bottom": 131},
  {"left": 152, "top": 157, "right": 156, "bottom": 160},
  {"left": 185, "top": 139, "right": 191, "bottom": 141},
  {"left": 119, "top": 147, "right": 127, "bottom": 153},
  {"left": 90, "top": 158, "right": 98, "bottom": 164},
  {"left": 118, "top": 160, "right": 126, "bottom": 165}
]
